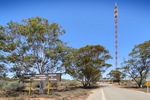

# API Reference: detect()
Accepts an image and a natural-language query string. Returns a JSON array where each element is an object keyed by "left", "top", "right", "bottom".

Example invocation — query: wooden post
[
  {"left": 29, "top": 81, "right": 32, "bottom": 95},
  {"left": 47, "top": 81, "right": 50, "bottom": 95}
]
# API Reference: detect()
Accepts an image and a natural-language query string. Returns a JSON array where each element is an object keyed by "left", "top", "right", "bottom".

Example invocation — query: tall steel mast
[{"left": 114, "top": 2, "right": 118, "bottom": 69}]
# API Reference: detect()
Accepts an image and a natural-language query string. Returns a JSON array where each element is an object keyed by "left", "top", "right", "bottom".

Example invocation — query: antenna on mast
[{"left": 114, "top": 2, "right": 118, "bottom": 69}]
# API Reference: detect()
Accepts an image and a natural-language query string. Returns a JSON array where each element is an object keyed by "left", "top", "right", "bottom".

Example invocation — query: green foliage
[
  {"left": 67, "top": 80, "right": 79, "bottom": 86},
  {"left": 0, "top": 16, "right": 68, "bottom": 94},
  {"left": 1, "top": 17, "right": 67, "bottom": 77},
  {"left": 0, "top": 64, "right": 7, "bottom": 78},
  {"left": 63, "top": 45, "right": 112, "bottom": 87},
  {"left": 59, "top": 79, "right": 80, "bottom": 87},
  {"left": 107, "top": 69, "right": 125, "bottom": 84},
  {"left": 0, "top": 26, "right": 8, "bottom": 78},
  {"left": 2, "top": 81, "right": 26, "bottom": 91},
  {"left": 122, "top": 40, "right": 150, "bottom": 87},
  {"left": 0, "top": 80, "right": 8, "bottom": 89}
]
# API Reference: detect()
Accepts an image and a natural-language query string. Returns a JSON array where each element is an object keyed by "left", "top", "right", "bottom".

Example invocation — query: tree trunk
[
  {"left": 118, "top": 80, "right": 120, "bottom": 85},
  {"left": 82, "top": 82, "right": 88, "bottom": 88},
  {"left": 39, "top": 81, "right": 44, "bottom": 94},
  {"left": 137, "top": 80, "right": 142, "bottom": 88}
]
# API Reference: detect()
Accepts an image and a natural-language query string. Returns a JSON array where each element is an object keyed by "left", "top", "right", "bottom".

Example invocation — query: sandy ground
[
  {"left": 86, "top": 88, "right": 102, "bottom": 100},
  {"left": 0, "top": 98, "right": 55, "bottom": 100}
]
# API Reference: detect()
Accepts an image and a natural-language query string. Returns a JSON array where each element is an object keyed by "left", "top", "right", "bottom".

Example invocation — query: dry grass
[
  {"left": 0, "top": 86, "right": 92, "bottom": 100},
  {"left": 0, "top": 79, "right": 101, "bottom": 100},
  {"left": 112, "top": 82, "right": 147, "bottom": 93}
]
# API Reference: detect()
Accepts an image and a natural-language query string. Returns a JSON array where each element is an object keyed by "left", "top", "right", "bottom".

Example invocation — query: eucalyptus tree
[
  {"left": 0, "top": 26, "right": 7, "bottom": 78},
  {"left": 122, "top": 40, "right": 150, "bottom": 87},
  {"left": 1, "top": 17, "right": 67, "bottom": 93},
  {"left": 63, "top": 45, "right": 112, "bottom": 87},
  {"left": 107, "top": 69, "right": 125, "bottom": 85}
]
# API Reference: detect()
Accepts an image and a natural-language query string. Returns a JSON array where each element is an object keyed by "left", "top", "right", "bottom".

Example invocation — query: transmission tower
[{"left": 114, "top": 2, "right": 118, "bottom": 69}]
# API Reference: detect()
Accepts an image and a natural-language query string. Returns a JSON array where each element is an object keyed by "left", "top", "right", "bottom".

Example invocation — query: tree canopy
[
  {"left": 2, "top": 16, "right": 150, "bottom": 90},
  {"left": 122, "top": 40, "right": 150, "bottom": 87},
  {"left": 1, "top": 17, "right": 67, "bottom": 75},
  {"left": 0, "top": 17, "right": 67, "bottom": 93},
  {"left": 0, "top": 26, "right": 7, "bottom": 78},
  {"left": 107, "top": 69, "right": 125, "bottom": 84},
  {"left": 63, "top": 45, "right": 112, "bottom": 87}
]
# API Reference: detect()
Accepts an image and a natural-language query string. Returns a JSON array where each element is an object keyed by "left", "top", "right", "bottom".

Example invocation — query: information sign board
[{"left": 22, "top": 73, "right": 61, "bottom": 82}]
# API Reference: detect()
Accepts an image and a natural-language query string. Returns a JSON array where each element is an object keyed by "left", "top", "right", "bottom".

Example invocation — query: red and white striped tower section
[{"left": 114, "top": 2, "right": 118, "bottom": 69}]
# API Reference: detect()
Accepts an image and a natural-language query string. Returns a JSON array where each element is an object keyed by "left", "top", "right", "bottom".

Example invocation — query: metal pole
[
  {"left": 47, "top": 81, "right": 50, "bottom": 95},
  {"left": 147, "top": 86, "right": 149, "bottom": 93},
  {"left": 29, "top": 81, "right": 32, "bottom": 95},
  {"left": 114, "top": 2, "right": 118, "bottom": 69}
]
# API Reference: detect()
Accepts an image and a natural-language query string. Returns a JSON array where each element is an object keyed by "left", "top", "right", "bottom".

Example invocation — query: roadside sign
[
  {"left": 145, "top": 82, "right": 150, "bottom": 86},
  {"left": 22, "top": 73, "right": 61, "bottom": 82},
  {"left": 22, "top": 73, "right": 61, "bottom": 95},
  {"left": 146, "top": 82, "right": 150, "bottom": 93}
]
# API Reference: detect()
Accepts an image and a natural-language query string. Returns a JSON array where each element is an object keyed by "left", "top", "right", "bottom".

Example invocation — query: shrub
[
  {"left": 0, "top": 80, "right": 8, "bottom": 89},
  {"left": 68, "top": 80, "right": 79, "bottom": 86},
  {"left": 2, "top": 81, "right": 26, "bottom": 92},
  {"left": 58, "top": 80, "right": 80, "bottom": 87}
]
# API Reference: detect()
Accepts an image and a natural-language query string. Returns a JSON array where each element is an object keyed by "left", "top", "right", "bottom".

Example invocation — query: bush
[
  {"left": 0, "top": 80, "right": 8, "bottom": 89},
  {"left": 58, "top": 80, "right": 80, "bottom": 87},
  {"left": 68, "top": 80, "right": 79, "bottom": 86},
  {"left": 2, "top": 81, "right": 26, "bottom": 92}
]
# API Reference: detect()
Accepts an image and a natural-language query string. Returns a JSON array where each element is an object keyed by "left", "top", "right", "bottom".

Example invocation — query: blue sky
[{"left": 1, "top": 0, "right": 150, "bottom": 79}]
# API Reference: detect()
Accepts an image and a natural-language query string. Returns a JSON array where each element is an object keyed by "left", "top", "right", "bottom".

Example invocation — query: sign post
[
  {"left": 147, "top": 86, "right": 149, "bottom": 93},
  {"left": 29, "top": 81, "right": 32, "bottom": 95},
  {"left": 145, "top": 78, "right": 150, "bottom": 93},
  {"left": 47, "top": 81, "right": 50, "bottom": 95},
  {"left": 22, "top": 73, "right": 61, "bottom": 95}
]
